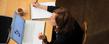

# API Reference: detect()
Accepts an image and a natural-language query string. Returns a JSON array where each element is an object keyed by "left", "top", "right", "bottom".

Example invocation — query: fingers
[
  {"left": 38, "top": 32, "right": 47, "bottom": 40},
  {"left": 38, "top": 32, "right": 48, "bottom": 43},
  {"left": 38, "top": 32, "right": 43, "bottom": 40},
  {"left": 32, "top": 2, "right": 40, "bottom": 8},
  {"left": 32, "top": 2, "right": 36, "bottom": 7}
]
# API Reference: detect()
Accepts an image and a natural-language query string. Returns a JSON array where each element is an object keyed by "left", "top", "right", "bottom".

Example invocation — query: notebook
[
  {"left": 10, "top": 12, "right": 46, "bottom": 44},
  {"left": 31, "top": 2, "right": 55, "bottom": 19}
]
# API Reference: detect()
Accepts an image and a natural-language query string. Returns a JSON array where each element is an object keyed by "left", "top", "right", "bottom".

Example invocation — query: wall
[{"left": 56, "top": 0, "right": 109, "bottom": 44}]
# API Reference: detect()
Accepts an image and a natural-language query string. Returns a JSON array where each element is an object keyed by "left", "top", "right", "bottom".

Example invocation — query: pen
[{"left": 36, "top": 0, "right": 38, "bottom": 3}]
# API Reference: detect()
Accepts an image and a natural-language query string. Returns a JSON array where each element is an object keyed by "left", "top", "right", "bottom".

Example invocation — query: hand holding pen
[{"left": 32, "top": 0, "right": 40, "bottom": 8}]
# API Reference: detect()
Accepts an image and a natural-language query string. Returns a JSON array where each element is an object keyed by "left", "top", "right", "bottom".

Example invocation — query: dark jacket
[{"left": 47, "top": 6, "right": 84, "bottom": 44}]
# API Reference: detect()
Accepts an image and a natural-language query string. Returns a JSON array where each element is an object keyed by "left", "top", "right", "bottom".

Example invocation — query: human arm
[{"left": 32, "top": 2, "right": 59, "bottom": 12}]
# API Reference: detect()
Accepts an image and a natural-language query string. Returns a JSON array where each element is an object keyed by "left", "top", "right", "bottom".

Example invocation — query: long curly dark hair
[
  {"left": 53, "top": 7, "right": 84, "bottom": 44},
  {"left": 53, "top": 7, "right": 79, "bottom": 33}
]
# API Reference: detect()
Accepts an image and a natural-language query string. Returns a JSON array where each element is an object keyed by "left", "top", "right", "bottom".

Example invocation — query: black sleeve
[
  {"left": 53, "top": 20, "right": 84, "bottom": 44},
  {"left": 53, "top": 35, "right": 65, "bottom": 44},
  {"left": 47, "top": 6, "right": 59, "bottom": 13}
]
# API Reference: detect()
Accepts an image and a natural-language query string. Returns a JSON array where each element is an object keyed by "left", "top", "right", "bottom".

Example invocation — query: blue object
[{"left": 11, "top": 12, "right": 25, "bottom": 44}]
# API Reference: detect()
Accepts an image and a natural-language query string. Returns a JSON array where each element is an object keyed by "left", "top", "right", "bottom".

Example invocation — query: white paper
[
  {"left": 22, "top": 20, "right": 45, "bottom": 44},
  {"left": 31, "top": 2, "right": 55, "bottom": 19},
  {"left": 39, "top": 2, "right": 55, "bottom": 6}
]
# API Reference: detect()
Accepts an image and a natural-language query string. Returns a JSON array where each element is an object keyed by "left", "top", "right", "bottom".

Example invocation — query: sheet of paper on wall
[
  {"left": 22, "top": 20, "right": 45, "bottom": 44},
  {"left": 31, "top": 2, "right": 55, "bottom": 19}
]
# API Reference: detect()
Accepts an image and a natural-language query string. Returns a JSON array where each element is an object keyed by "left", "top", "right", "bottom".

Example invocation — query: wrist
[{"left": 42, "top": 35, "right": 48, "bottom": 43}]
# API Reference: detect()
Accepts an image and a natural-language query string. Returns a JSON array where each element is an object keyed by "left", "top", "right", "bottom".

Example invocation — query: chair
[
  {"left": 81, "top": 17, "right": 88, "bottom": 44},
  {"left": 0, "top": 16, "right": 12, "bottom": 43}
]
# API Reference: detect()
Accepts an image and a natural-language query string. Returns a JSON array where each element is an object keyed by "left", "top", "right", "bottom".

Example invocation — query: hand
[
  {"left": 38, "top": 32, "right": 48, "bottom": 43},
  {"left": 38, "top": 32, "right": 47, "bottom": 40},
  {"left": 32, "top": 2, "right": 48, "bottom": 10},
  {"left": 32, "top": 2, "right": 40, "bottom": 8}
]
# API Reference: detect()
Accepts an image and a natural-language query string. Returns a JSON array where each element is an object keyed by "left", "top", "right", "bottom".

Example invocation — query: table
[{"left": 0, "top": 0, "right": 55, "bottom": 44}]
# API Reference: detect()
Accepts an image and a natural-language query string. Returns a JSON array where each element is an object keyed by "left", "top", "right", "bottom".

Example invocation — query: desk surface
[
  {"left": 0, "top": 0, "right": 55, "bottom": 44},
  {"left": 0, "top": 0, "right": 55, "bottom": 19}
]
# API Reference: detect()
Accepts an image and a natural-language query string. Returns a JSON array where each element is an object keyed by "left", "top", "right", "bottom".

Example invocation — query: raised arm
[{"left": 32, "top": 2, "right": 58, "bottom": 13}]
